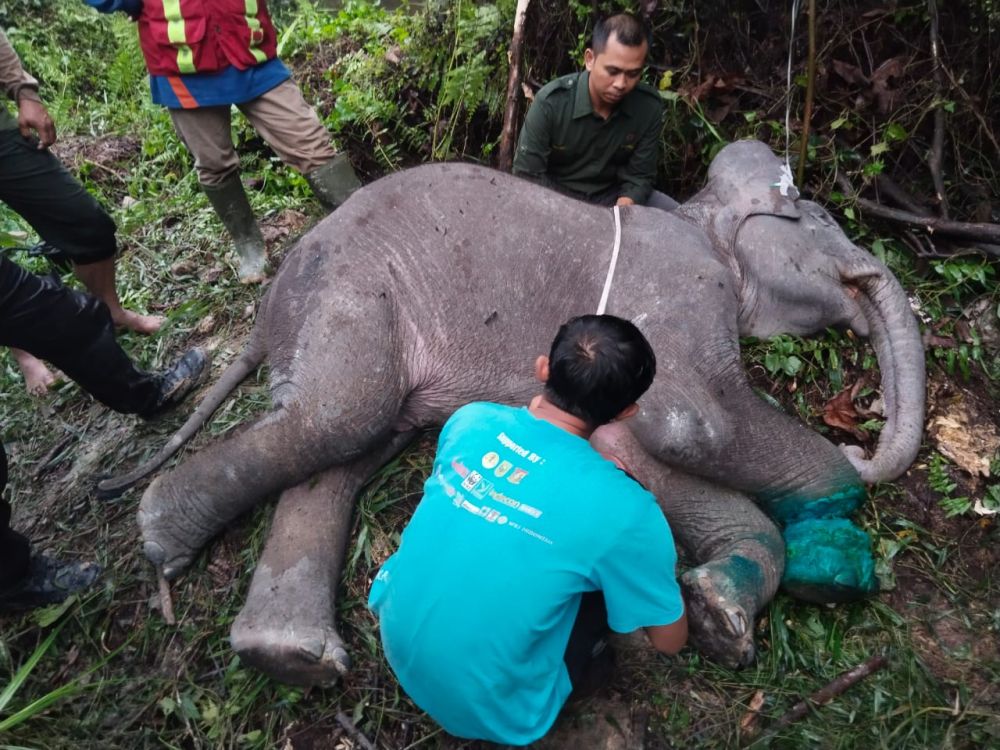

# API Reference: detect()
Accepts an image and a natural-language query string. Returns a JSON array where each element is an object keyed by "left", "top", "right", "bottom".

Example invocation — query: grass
[{"left": 2, "top": 2, "right": 999, "bottom": 748}]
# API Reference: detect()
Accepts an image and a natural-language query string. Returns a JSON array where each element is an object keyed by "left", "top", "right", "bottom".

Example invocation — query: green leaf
[
  {"left": 844, "top": 207, "right": 856, "bottom": 220},
  {"left": 884, "top": 123, "right": 908, "bottom": 141},
  {"left": 830, "top": 116, "right": 848, "bottom": 130},
  {"left": 0, "top": 624, "right": 63, "bottom": 714},
  {"left": 31, "top": 595, "right": 77, "bottom": 628},
  {"left": 158, "top": 696, "right": 177, "bottom": 716},
  {"left": 870, "top": 141, "right": 889, "bottom": 156}
]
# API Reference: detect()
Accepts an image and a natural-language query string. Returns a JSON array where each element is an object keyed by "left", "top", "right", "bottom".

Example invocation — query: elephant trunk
[{"left": 842, "top": 262, "right": 925, "bottom": 483}]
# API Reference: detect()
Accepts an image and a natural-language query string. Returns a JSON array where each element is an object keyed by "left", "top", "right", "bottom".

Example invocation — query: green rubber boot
[
  {"left": 202, "top": 174, "right": 268, "bottom": 283},
  {"left": 305, "top": 153, "right": 362, "bottom": 211}
]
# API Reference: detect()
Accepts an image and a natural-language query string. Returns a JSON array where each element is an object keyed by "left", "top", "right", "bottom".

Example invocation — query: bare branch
[
  {"left": 927, "top": 0, "right": 948, "bottom": 217},
  {"left": 496, "top": 0, "right": 532, "bottom": 171},
  {"left": 837, "top": 175, "right": 1000, "bottom": 252}
]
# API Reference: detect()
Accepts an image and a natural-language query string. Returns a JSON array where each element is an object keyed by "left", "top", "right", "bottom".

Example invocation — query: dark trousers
[
  {"left": 0, "top": 256, "right": 162, "bottom": 414},
  {"left": 0, "top": 445, "right": 31, "bottom": 589},
  {"left": 564, "top": 591, "right": 611, "bottom": 692},
  {"left": 0, "top": 128, "right": 116, "bottom": 265}
]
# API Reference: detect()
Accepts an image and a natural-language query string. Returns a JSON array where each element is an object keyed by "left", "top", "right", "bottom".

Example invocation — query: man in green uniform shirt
[{"left": 513, "top": 13, "right": 676, "bottom": 210}]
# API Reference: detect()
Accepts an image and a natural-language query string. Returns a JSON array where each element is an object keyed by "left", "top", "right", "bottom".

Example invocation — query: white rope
[
  {"left": 596, "top": 205, "right": 622, "bottom": 315},
  {"left": 777, "top": 0, "right": 802, "bottom": 197}
]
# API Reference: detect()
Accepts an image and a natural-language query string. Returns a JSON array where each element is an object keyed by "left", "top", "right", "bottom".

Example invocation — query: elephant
[{"left": 102, "top": 140, "right": 924, "bottom": 681}]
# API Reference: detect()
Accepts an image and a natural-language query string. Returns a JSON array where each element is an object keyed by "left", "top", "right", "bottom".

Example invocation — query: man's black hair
[
  {"left": 591, "top": 13, "right": 649, "bottom": 54},
  {"left": 544, "top": 314, "right": 656, "bottom": 426}
]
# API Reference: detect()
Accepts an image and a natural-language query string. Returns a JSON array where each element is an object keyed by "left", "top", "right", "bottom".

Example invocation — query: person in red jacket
[{"left": 85, "top": 0, "right": 362, "bottom": 283}]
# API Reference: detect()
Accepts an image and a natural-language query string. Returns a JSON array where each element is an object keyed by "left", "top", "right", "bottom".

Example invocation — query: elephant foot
[
  {"left": 231, "top": 555, "right": 349, "bottom": 686},
  {"left": 680, "top": 567, "right": 756, "bottom": 670},
  {"left": 231, "top": 615, "right": 351, "bottom": 687},
  {"left": 138, "top": 478, "right": 202, "bottom": 580}
]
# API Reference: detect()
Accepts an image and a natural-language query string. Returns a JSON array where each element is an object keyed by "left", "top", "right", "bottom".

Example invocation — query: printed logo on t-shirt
[
  {"left": 508, "top": 468, "right": 528, "bottom": 485},
  {"left": 481, "top": 452, "right": 500, "bottom": 470},
  {"left": 493, "top": 460, "right": 513, "bottom": 478}
]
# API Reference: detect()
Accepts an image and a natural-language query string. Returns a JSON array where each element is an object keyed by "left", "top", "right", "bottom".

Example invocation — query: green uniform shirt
[{"left": 513, "top": 71, "right": 664, "bottom": 205}]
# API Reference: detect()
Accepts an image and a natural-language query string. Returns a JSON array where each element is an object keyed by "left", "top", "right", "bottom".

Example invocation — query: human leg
[
  {"left": 0, "top": 444, "right": 31, "bottom": 590},
  {"left": 10, "top": 346, "right": 56, "bottom": 395},
  {"left": 563, "top": 591, "right": 615, "bottom": 699},
  {"left": 0, "top": 129, "right": 162, "bottom": 334},
  {"left": 239, "top": 80, "right": 360, "bottom": 210},
  {"left": 0, "top": 439, "right": 100, "bottom": 611},
  {"left": 168, "top": 107, "right": 267, "bottom": 282},
  {"left": 0, "top": 256, "right": 205, "bottom": 417}
]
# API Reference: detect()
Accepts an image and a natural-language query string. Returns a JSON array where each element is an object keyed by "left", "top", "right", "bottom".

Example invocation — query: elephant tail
[{"left": 97, "top": 330, "right": 268, "bottom": 498}]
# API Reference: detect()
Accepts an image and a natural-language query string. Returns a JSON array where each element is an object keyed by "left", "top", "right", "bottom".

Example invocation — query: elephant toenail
[
  {"left": 298, "top": 638, "right": 325, "bottom": 661},
  {"left": 332, "top": 646, "right": 351, "bottom": 674},
  {"left": 725, "top": 608, "right": 748, "bottom": 636},
  {"left": 143, "top": 541, "right": 166, "bottom": 565}
]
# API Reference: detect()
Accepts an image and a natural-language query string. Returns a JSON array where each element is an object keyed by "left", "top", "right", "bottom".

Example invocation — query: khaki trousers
[{"left": 169, "top": 79, "right": 337, "bottom": 186}]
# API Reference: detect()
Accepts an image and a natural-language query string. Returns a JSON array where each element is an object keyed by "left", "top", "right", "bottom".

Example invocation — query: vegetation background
[{"left": 0, "top": 0, "right": 997, "bottom": 748}]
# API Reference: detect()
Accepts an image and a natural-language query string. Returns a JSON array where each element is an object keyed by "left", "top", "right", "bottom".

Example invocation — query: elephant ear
[{"left": 682, "top": 140, "right": 802, "bottom": 267}]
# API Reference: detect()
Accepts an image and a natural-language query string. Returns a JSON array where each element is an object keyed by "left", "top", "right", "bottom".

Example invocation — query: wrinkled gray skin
[{"left": 115, "top": 141, "right": 924, "bottom": 682}]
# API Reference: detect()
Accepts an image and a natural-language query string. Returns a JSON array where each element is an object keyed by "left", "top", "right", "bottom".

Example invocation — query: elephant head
[{"left": 676, "top": 140, "right": 925, "bottom": 484}]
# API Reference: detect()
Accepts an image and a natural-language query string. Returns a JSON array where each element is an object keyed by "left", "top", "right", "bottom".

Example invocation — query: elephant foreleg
[
  {"left": 230, "top": 431, "right": 416, "bottom": 686},
  {"left": 591, "top": 423, "right": 783, "bottom": 669}
]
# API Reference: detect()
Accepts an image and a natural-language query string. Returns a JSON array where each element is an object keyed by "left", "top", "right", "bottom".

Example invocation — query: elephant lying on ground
[{"left": 104, "top": 140, "right": 924, "bottom": 680}]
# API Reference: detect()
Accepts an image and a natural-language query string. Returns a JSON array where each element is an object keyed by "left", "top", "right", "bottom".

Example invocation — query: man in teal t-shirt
[{"left": 369, "top": 315, "right": 687, "bottom": 746}]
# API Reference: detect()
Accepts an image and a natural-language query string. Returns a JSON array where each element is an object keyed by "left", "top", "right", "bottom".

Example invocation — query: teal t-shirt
[{"left": 368, "top": 402, "right": 684, "bottom": 745}]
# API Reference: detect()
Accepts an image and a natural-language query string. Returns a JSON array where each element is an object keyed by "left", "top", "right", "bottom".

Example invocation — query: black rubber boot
[
  {"left": 304, "top": 153, "right": 362, "bottom": 211},
  {"left": 139, "top": 347, "right": 210, "bottom": 420},
  {"left": 202, "top": 174, "right": 268, "bottom": 283},
  {"left": 0, "top": 555, "right": 101, "bottom": 612}
]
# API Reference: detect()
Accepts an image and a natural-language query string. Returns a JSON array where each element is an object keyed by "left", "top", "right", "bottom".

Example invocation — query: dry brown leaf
[{"left": 823, "top": 382, "right": 868, "bottom": 441}]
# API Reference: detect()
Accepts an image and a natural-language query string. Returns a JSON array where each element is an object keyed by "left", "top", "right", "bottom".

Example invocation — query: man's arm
[
  {"left": 645, "top": 611, "right": 688, "bottom": 654},
  {"left": 615, "top": 103, "right": 665, "bottom": 205},
  {"left": 512, "top": 97, "right": 555, "bottom": 187},
  {"left": 0, "top": 29, "right": 55, "bottom": 148}
]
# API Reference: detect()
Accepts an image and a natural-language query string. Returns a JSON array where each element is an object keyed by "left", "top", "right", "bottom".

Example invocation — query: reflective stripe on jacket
[{"left": 137, "top": 0, "right": 278, "bottom": 76}]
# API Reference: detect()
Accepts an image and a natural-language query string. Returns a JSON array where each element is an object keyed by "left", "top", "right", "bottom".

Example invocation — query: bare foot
[
  {"left": 113, "top": 309, "right": 165, "bottom": 335},
  {"left": 11, "top": 348, "right": 56, "bottom": 396}
]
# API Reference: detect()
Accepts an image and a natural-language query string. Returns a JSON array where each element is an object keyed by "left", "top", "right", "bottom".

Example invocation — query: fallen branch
[
  {"left": 874, "top": 174, "right": 1000, "bottom": 257},
  {"left": 836, "top": 175, "right": 1000, "bottom": 253},
  {"left": 496, "top": 0, "right": 532, "bottom": 171},
  {"left": 773, "top": 655, "right": 888, "bottom": 730},
  {"left": 157, "top": 569, "right": 176, "bottom": 626},
  {"left": 335, "top": 711, "right": 378, "bottom": 750},
  {"left": 747, "top": 654, "right": 889, "bottom": 746}
]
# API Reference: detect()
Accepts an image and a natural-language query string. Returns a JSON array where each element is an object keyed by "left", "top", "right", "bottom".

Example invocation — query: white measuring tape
[{"left": 596, "top": 204, "right": 622, "bottom": 315}]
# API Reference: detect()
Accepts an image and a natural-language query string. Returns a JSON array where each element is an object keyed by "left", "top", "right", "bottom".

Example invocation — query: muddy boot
[
  {"left": 0, "top": 555, "right": 101, "bottom": 612},
  {"left": 202, "top": 175, "right": 268, "bottom": 283},
  {"left": 304, "top": 153, "right": 361, "bottom": 211},
  {"left": 138, "top": 347, "right": 210, "bottom": 420}
]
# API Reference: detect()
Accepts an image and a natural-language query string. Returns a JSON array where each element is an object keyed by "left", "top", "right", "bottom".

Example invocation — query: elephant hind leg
[
  {"left": 140, "top": 295, "right": 410, "bottom": 580},
  {"left": 230, "top": 430, "right": 417, "bottom": 686}
]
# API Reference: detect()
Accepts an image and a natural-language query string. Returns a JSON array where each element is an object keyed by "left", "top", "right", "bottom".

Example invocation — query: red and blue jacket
[{"left": 85, "top": 0, "right": 290, "bottom": 109}]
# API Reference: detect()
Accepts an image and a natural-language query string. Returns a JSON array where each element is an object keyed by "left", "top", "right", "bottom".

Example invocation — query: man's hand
[
  {"left": 18, "top": 97, "right": 56, "bottom": 149},
  {"left": 615, "top": 196, "right": 636, "bottom": 207}
]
